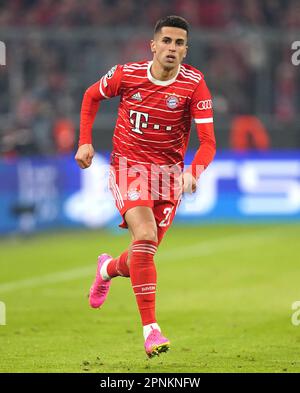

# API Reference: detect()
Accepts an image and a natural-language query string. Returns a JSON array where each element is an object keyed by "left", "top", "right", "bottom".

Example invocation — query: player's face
[{"left": 151, "top": 27, "right": 188, "bottom": 71}]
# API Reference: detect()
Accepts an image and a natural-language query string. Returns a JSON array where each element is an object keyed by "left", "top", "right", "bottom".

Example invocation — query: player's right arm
[
  {"left": 75, "top": 65, "right": 123, "bottom": 169},
  {"left": 75, "top": 143, "right": 95, "bottom": 169}
]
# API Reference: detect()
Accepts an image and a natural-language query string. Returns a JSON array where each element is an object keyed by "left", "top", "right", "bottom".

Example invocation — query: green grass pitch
[{"left": 0, "top": 223, "right": 300, "bottom": 373}]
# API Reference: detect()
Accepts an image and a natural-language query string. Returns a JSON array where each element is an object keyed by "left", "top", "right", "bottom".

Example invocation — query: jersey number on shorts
[{"left": 159, "top": 207, "right": 174, "bottom": 227}]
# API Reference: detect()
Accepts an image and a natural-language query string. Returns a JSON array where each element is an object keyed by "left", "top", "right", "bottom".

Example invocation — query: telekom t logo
[
  {"left": 0, "top": 41, "right": 6, "bottom": 66},
  {"left": 129, "top": 110, "right": 173, "bottom": 134},
  {"left": 129, "top": 110, "right": 149, "bottom": 134}
]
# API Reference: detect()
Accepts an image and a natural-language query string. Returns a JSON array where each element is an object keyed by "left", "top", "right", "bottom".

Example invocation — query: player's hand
[
  {"left": 75, "top": 144, "right": 95, "bottom": 169},
  {"left": 182, "top": 172, "right": 197, "bottom": 193}
]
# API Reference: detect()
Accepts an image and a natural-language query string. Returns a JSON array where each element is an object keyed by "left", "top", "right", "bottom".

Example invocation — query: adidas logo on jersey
[{"left": 131, "top": 92, "right": 142, "bottom": 101}]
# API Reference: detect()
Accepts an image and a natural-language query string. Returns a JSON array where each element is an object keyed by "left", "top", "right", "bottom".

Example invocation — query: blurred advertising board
[{"left": 1, "top": 151, "right": 300, "bottom": 234}]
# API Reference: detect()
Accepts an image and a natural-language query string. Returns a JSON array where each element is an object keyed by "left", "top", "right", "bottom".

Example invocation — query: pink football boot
[
  {"left": 144, "top": 329, "right": 170, "bottom": 358},
  {"left": 89, "top": 254, "right": 112, "bottom": 308}
]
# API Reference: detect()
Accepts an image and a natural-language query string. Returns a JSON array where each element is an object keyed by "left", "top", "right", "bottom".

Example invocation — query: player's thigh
[{"left": 125, "top": 206, "right": 158, "bottom": 242}]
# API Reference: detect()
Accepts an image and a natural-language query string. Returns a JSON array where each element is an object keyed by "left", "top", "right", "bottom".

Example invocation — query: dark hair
[{"left": 154, "top": 15, "right": 190, "bottom": 36}]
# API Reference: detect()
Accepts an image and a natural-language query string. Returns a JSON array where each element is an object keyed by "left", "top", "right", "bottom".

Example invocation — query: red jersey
[{"left": 79, "top": 60, "right": 215, "bottom": 174}]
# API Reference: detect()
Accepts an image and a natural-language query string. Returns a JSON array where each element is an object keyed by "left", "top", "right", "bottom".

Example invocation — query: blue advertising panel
[
  {"left": 0, "top": 151, "right": 300, "bottom": 234},
  {"left": 178, "top": 150, "right": 300, "bottom": 224}
]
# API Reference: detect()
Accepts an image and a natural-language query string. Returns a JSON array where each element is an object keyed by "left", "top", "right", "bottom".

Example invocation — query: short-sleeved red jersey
[{"left": 80, "top": 60, "right": 215, "bottom": 171}]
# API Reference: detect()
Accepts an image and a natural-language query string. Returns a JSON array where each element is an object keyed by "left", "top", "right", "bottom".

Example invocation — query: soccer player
[{"left": 75, "top": 15, "right": 216, "bottom": 358}]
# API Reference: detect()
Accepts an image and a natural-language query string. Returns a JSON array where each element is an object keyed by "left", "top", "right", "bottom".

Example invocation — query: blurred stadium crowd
[
  {"left": 1, "top": 0, "right": 300, "bottom": 29},
  {"left": 0, "top": 0, "right": 299, "bottom": 156}
]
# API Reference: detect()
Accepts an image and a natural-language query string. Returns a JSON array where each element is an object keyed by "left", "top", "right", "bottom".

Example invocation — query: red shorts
[{"left": 109, "top": 165, "right": 182, "bottom": 243}]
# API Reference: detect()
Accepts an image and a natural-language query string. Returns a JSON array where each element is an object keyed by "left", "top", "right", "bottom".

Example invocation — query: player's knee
[{"left": 133, "top": 226, "right": 157, "bottom": 243}]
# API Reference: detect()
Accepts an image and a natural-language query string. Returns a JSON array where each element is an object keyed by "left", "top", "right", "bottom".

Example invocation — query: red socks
[
  {"left": 106, "top": 233, "right": 165, "bottom": 280},
  {"left": 105, "top": 240, "right": 158, "bottom": 326},
  {"left": 107, "top": 250, "right": 130, "bottom": 278},
  {"left": 129, "top": 240, "right": 158, "bottom": 326}
]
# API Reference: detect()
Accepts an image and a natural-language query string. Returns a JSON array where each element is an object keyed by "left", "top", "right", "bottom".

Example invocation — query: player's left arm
[{"left": 184, "top": 77, "right": 216, "bottom": 193}]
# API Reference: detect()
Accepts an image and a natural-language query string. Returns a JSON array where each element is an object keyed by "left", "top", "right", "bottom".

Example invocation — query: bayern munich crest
[
  {"left": 127, "top": 189, "right": 140, "bottom": 201},
  {"left": 166, "top": 95, "right": 179, "bottom": 109}
]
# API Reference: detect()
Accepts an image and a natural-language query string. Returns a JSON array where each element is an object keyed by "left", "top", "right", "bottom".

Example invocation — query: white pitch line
[
  {"left": 0, "top": 266, "right": 94, "bottom": 294},
  {"left": 0, "top": 227, "right": 281, "bottom": 294}
]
